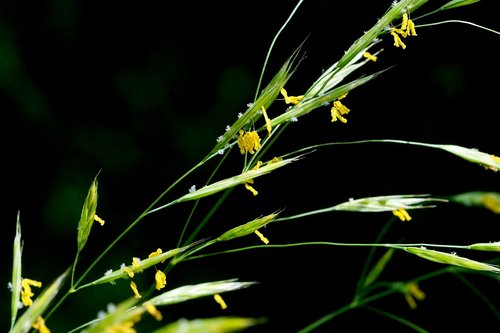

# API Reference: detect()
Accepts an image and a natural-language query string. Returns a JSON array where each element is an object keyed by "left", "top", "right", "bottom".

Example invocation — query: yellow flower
[
  {"left": 144, "top": 303, "right": 163, "bottom": 321},
  {"left": 392, "top": 208, "right": 412, "bottom": 221},
  {"left": 155, "top": 270, "right": 167, "bottom": 290},
  {"left": 244, "top": 161, "right": 263, "bottom": 196},
  {"left": 214, "top": 293, "right": 228, "bottom": 310},
  {"left": 148, "top": 248, "right": 163, "bottom": 258},
  {"left": 130, "top": 281, "right": 141, "bottom": 299},
  {"left": 391, "top": 13, "right": 417, "bottom": 49},
  {"left": 481, "top": 194, "right": 500, "bottom": 213},
  {"left": 21, "top": 278, "right": 42, "bottom": 307},
  {"left": 363, "top": 51, "right": 377, "bottom": 62},
  {"left": 280, "top": 87, "right": 304, "bottom": 105},
  {"left": 391, "top": 28, "right": 407, "bottom": 49},
  {"left": 94, "top": 214, "right": 105, "bottom": 226},
  {"left": 237, "top": 130, "right": 261, "bottom": 154},
  {"left": 124, "top": 267, "right": 134, "bottom": 278},
  {"left": 403, "top": 282, "right": 426, "bottom": 309},
  {"left": 32, "top": 316, "right": 51, "bottom": 333},
  {"left": 254, "top": 229, "right": 269, "bottom": 245},
  {"left": 401, "top": 13, "right": 417, "bottom": 36},
  {"left": 261, "top": 106, "right": 272, "bottom": 136},
  {"left": 330, "top": 93, "right": 350, "bottom": 123},
  {"left": 244, "top": 182, "right": 258, "bottom": 196},
  {"left": 106, "top": 321, "right": 136, "bottom": 333},
  {"left": 149, "top": 248, "right": 167, "bottom": 263},
  {"left": 132, "top": 257, "right": 141, "bottom": 270}
]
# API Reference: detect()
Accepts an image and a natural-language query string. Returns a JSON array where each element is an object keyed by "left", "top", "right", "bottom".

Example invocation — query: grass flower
[
  {"left": 6, "top": 0, "right": 498, "bottom": 332},
  {"left": 32, "top": 316, "right": 51, "bottom": 333},
  {"left": 217, "top": 213, "right": 278, "bottom": 242},
  {"left": 144, "top": 303, "right": 163, "bottom": 321},
  {"left": 280, "top": 87, "right": 304, "bottom": 105},
  {"left": 446, "top": 191, "right": 500, "bottom": 213},
  {"left": 21, "top": 278, "right": 42, "bottom": 307},
  {"left": 330, "top": 92, "right": 350, "bottom": 123},
  {"left": 402, "top": 282, "right": 426, "bottom": 309},
  {"left": 404, "top": 247, "right": 500, "bottom": 273},
  {"left": 392, "top": 208, "right": 412, "bottom": 221},
  {"left": 237, "top": 130, "right": 261, "bottom": 155},
  {"left": 155, "top": 270, "right": 167, "bottom": 290},
  {"left": 254, "top": 229, "right": 270, "bottom": 245},
  {"left": 151, "top": 317, "right": 263, "bottom": 333},
  {"left": 261, "top": 106, "right": 272, "bottom": 136},
  {"left": 173, "top": 157, "right": 298, "bottom": 204},
  {"left": 214, "top": 294, "right": 228, "bottom": 310},
  {"left": 362, "top": 51, "right": 377, "bottom": 62},
  {"left": 130, "top": 281, "right": 141, "bottom": 299},
  {"left": 148, "top": 279, "right": 256, "bottom": 307},
  {"left": 77, "top": 176, "right": 99, "bottom": 252}
]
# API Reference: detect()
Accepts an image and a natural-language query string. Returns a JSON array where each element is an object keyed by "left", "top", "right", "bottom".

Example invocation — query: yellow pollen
[
  {"left": 144, "top": 303, "right": 163, "bottom": 321},
  {"left": 261, "top": 106, "right": 272, "bottom": 136},
  {"left": 391, "top": 29, "right": 407, "bottom": 49},
  {"left": 401, "top": 13, "right": 409, "bottom": 30},
  {"left": 32, "top": 316, "right": 51, "bottom": 333},
  {"left": 363, "top": 51, "right": 377, "bottom": 62},
  {"left": 333, "top": 100, "right": 350, "bottom": 115},
  {"left": 214, "top": 294, "right": 228, "bottom": 310},
  {"left": 132, "top": 257, "right": 140, "bottom": 269},
  {"left": 481, "top": 194, "right": 500, "bottom": 213},
  {"left": 407, "top": 19, "right": 417, "bottom": 36},
  {"left": 255, "top": 229, "right": 269, "bottom": 244},
  {"left": 404, "top": 282, "right": 426, "bottom": 309},
  {"left": 237, "top": 130, "right": 261, "bottom": 155},
  {"left": 148, "top": 248, "right": 163, "bottom": 258},
  {"left": 155, "top": 270, "right": 167, "bottom": 290},
  {"left": 392, "top": 208, "right": 412, "bottom": 221},
  {"left": 124, "top": 267, "right": 134, "bottom": 278},
  {"left": 21, "top": 278, "right": 42, "bottom": 307},
  {"left": 245, "top": 183, "right": 258, "bottom": 196},
  {"left": 94, "top": 214, "right": 105, "bottom": 226},
  {"left": 280, "top": 87, "right": 304, "bottom": 105},
  {"left": 130, "top": 281, "right": 142, "bottom": 299}
]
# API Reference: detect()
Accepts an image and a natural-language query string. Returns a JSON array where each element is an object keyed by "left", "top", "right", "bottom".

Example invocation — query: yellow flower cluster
[
  {"left": 391, "top": 12, "right": 417, "bottom": 49},
  {"left": 237, "top": 130, "right": 261, "bottom": 155},
  {"left": 392, "top": 208, "right": 412, "bottom": 221},
  {"left": 331, "top": 93, "right": 350, "bottom": 123}
]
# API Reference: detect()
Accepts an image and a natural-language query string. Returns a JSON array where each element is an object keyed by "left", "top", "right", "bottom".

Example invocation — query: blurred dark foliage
[{"left": 1, "top": 0, "right": 499, "bottom": 332}]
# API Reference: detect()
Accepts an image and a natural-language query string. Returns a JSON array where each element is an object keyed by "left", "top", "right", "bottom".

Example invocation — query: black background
[{"left": 1, "top": 0, "right": 499, "bottom": 332}]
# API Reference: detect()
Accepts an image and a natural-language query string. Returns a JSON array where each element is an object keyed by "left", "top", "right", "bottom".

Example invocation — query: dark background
[{"left": 1, "top": 0, "right": 499, "bottom": 332}]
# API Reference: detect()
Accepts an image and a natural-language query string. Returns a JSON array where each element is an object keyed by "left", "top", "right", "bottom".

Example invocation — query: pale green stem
[
  {"left": 182, "top": 242, "right": 469, "bottom": 262},
  {"left": 363, "top": 305, "right": 429, "bottom": 333},
  {"left": 417, "top": 20, "right": 500, "bottom": 36},
  {"left": 353, "top": 218, "right": 395, "bottom": 300}
]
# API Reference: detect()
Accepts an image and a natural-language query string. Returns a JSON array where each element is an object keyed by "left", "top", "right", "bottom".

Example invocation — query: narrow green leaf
[{"left": 11, "top": 212, "right": 23, "bottom": 329}]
